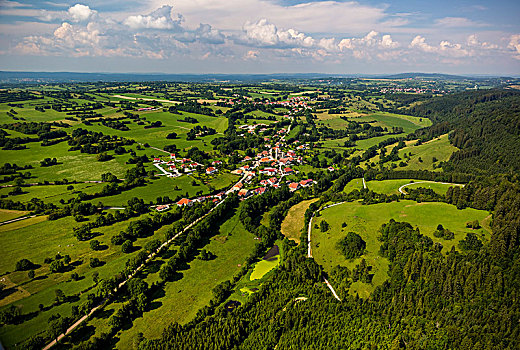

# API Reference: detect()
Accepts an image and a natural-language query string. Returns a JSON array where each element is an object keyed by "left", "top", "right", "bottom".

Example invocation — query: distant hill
[
  {"left": 0, "top": 70, "right": 512, "bottom": 84},
  {"left": 0, "top": 71, "right": 333, "bottom": 84},
  {"left": 381, "top": 72, "right": 475, "bottom": 80}
]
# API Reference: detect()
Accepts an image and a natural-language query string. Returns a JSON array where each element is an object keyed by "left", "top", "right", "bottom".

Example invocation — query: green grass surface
[
  {"left": 114, "top": 213, "right": 256, "bottom": 349},
  {"left": 312, "top": 200, "right": 490, "bottom": 298},
  {"left": 0, "top": 183, "right": 104, "bottom": 205},
  {"left": 249, "top": 256, "right": 279, "bottom": 281},
  {"left": 87, "top": 176, "right": 210, "bottom": 207},
  {"left": 70, "top": 111, "right": 227, "bottom": 152},
  {"left": 207, "top": 172, "right": 240, "bottom": 191},
  {"left": 343, "top": 178, "right": 364, "bottom": 193},
  {"left": 0, "top": 209, "right": 30, "bottom": 222},
  {"left": 0, "top": 212, "right": 176, "bottom": 347},
  {"left": 0, "top": 141, "right": 134, "bottom": 182},
  {"left": 391, "top": 133, "right": 458, "bottom": 171},
  {"left": 365, "top": 179, "right": 463, "bottom": 196}
]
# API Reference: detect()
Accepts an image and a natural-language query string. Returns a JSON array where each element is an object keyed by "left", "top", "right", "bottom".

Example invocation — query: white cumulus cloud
[
  {"left": 68, "top": 4, "right": 97, "bottom": 23},
  {"left": 241, "top": 19, "right": 314, "bottom": 48},
  {"left": 124, "top": 5, "right": 183, "bottom": 30},
  {"left": 508, "top": 34, "right": 520, "bottom": 59}
]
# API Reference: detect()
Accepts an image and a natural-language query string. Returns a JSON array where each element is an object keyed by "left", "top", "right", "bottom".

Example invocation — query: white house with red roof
[
  {"left": 254, "top": 187, "right": 267, "bottom": 195},
  {"left": 284, "top": 167, "right": 294, "bottom": 175},
  {"left": 206, "top": 167, "right": 217, "bottom": 175},
  {"left": 299, "top": 179, "right": 314, "bottom": 187},
  {"left": 289, "top": 182, "right": 300, "bottom": 192},
  {"left": 259, "top": 168, "right": 277, "bottom": 176},
  {"left": 177, "top": 198, "right": 193, "bottom": 207}
]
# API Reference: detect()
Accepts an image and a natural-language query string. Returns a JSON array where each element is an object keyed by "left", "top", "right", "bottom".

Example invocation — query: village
[{"left": 151, "top": 122, "right": 317, "bottom": 212}]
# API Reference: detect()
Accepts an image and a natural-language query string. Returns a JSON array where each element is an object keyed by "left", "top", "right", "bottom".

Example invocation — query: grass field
[
  {"left": 69, "top": 110, "right": 227, "bottom": 152},
  {"left": 207, "top": 172, "right": 240, "bottom": 191},
  {"left": 281, "top": 198, "right": 319, "bottom": 244},
  {"left": 390, "top": 133, "right": 458, "bottom": 171},
  {"left": 312, "top": 200, "right": 490, "bottom": 298},
  {"left": 0, "top": 209, "right": 30, "bottom": 222},
  {"left": 113, "top": 213, "right": 256, "bottom": 349},
  {"left": 0, "top": 211, "right": 174, "bottom": 347},
  {"left": 250, "top": 256, "right": 280, "bottom": 281},
  {"left": 86, "top": 176, "right": 210, "bottom": 207},
  {"left": 343, "top": 178, "right": 364, "bottom": 193},
  {"left": 365, "top": 179, "right": 462, "bottom": 196},
  {"left": 0, "top": 141, "right": 136, "bottom": 183},
  {"left": 0, "top": 183, "right": 104, "bottom": 205}
]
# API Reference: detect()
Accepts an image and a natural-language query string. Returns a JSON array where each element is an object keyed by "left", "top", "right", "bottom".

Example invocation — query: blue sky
[{"left": 0, "top": 0, "right": 519, "bottom": 74}]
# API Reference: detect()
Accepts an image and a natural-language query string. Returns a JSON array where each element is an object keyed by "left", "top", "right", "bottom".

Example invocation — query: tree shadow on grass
[
  {"left": 148, "top": 301, "right": 163, "bottom": 311},
  {"left": 141, "top": 260, "right": 163, "bottom": 275},
  {"left": 69, "top": 324, "right": 96, "bottom": 345},
  {"left": 0, "top": 287, "right": 17, "bottom": 299},
  {"left": 94, "top": 308, "right": 115, "bottom": 320},
  {"left": 19, "top": 310, "right": 39, "bottom": 323},
  {"left": 33, "top": 275, "right": 48, "bottom": 281},
  {"left": 159, "top": 249, "right": 176, "bottom": 259},
  {"left": 97, "top": 244, "right": 109, "bottom": 251}
]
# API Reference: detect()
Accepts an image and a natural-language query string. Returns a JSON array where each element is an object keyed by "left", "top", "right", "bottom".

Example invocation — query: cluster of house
[
  {"left": 379, "top": 87, "right": 446, "bottom": 94},
  {"left": 229, "top": 177, "right": 315, "bottom": 199},
  {"left": 288, "top": 178, "right": 315, "bottom": 192},
  {"left": 153, "top": 154, "right": 224, "bottom": 177},
  {"left": 166, "top": 191, "right": 226, "bottom": 210},
  {"left": 238, "top": 123, "right": 269, "bottom": 135}
]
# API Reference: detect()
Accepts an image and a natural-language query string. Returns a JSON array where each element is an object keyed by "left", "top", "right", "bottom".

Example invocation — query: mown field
[
  {"left": 281, "top": 198, "right": 319, "bottom": 243},
  {"left": 311, "top": 200, "right": 491, "bottom": 298}
]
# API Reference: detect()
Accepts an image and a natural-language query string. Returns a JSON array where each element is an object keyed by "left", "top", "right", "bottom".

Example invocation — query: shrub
[
  {"left": 122, "top": 240, "right": 133, "bottom": 253},
  {"left": 15, "top": 258, "right": 34, "bottom": 271}
]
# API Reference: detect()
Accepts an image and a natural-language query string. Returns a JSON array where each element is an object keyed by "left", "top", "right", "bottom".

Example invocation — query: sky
[{"left": 0, "top": 0, "right": 519, "bottom": 75}]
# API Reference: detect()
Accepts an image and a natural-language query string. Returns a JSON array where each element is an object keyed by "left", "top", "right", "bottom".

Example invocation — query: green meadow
[
  {"left": 312, "top": 200, "right": 491, "bottom": 298},
  {"left": 0, "top": 211, "right": 171, "bottom": 348},
  {"left": 113, "top": 213, "right": 256, "bottom": 349}
]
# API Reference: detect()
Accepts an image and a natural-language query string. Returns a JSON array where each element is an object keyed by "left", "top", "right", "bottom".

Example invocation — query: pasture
[
  {"left": 311, "top": 200, "right": 491, "bottom": 298},
  {"left": 114, "top": 213, "right": 255, "bottom": 348}
]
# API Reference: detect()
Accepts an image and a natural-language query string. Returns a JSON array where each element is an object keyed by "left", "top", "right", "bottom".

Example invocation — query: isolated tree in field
[
  {"left": 122, "top": 240, "right": 134, "bottom": 253},
  {"left": 49, "top": 260, "right": 65, "bottom": 273},
  {"left": 55, "top": 289, "right": 65, "bottom": 304},
  {"left": 320, "top": 220, "right": 330, "bottom": 232},
  {"left": 63, "top": 255, "right": 71, "bottom": 265},
  {"left": 92, "top": 271, "right": 99, "bottom": 284},
  {"left": 337, "top": 232, "right": 366, "bottom": 259},
  {"left": 90, "top": 240, "right": 100, "bottom": 251},
  {"left": 28, "top": 270, "right": 35, "bottom": 280},
  {"left": 466, "top": 220, "right": 481, "bottom": 229},
  {"left": 73, "top": 225, "right": 93, "bottom": 241},
  {"left": 15, "top": 258, "right": 34, "bottom": 271},
  {"left": 90, "top": 257, "right": 103, "bottom": 268}
]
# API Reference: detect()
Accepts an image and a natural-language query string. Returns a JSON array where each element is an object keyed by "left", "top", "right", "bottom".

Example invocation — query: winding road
[
  {"left": 398, "top": 180, "right": 463, "bottom": 194},
  {"left": 307, "top": 204, "right": 344, "bottom": 301}
]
